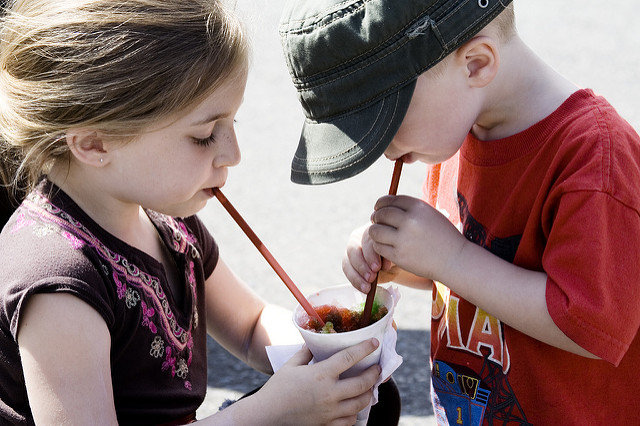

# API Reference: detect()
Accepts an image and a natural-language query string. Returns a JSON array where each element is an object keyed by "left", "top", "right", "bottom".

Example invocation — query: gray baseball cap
[{"left": 280, "top": 0, "right": 512, "bottom": 184}]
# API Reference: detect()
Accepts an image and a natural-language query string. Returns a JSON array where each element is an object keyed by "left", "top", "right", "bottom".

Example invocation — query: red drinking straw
[
  {"left": 212, "top": 187, "right": 325, "bottom": 326},
  {"left": 361, "top": 159, "right": 403, "bottom": 326}
]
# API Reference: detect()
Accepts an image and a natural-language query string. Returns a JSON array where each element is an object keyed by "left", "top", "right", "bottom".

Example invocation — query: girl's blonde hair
[{"left": 0, "top": 0, "right": 249, "bottom": 194}]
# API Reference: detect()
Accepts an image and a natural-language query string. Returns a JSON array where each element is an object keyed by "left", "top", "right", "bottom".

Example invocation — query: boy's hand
[
  {"left": 368, "top": 195, "right": 467, "bottom": 282},
  {"left": 343, "top": 224, "right": 398, "bottom": 294}
]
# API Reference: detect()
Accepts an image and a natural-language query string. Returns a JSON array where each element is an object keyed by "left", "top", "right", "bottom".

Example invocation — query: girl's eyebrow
[{"left": 191, "top": 112, "right": 227, "bottom": 126}]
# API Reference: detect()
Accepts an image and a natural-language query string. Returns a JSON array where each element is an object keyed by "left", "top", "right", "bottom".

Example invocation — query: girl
[{"left": 0, "top": 0, "right": 381, "bottom": 424}]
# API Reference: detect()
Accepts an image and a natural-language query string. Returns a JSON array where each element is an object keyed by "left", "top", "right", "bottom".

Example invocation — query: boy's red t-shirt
[{"left": 426, "top": 89, "right": 640, "bottom": 425}]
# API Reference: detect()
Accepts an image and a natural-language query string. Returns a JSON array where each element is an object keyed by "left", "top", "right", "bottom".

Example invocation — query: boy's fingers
[
  {"left": 346, "top": 244, "right": 374, "bottom": 277},
  {"left": 361, "top": 239, "right": 381, "bottom": 276},
  {"left": 369, "top": 224, "right": 396, "bottom": 249},
  {"left": 374, "top": 194, "right": 413, "bottom": 211},
  {"left": 373, "top": 194, "right": 396, "bottom": 210},
  {"left": 342, "top": 262, "right": 371, "bottom": 294},
  {"left": 343, "top": 244, "right": 376, "bottom": 293},
  {"left": 371, "top": 205, "right": 407, "bottom": 231}
]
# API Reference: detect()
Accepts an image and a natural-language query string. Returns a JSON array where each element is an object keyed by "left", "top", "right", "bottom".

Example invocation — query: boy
[{"left": 280, "top": 0, "right": 640, "bottom": 424}]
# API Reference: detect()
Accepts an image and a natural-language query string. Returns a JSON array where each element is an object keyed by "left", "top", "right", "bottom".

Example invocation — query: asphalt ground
[{"left": 195, "top": 1, "right": 640, "bottom": 424}]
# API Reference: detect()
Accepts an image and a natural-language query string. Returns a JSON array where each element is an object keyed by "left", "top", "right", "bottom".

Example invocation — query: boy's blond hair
[
  {"left": 430, "top": 4, "right": 515, "bottom": 76},
  {"left": 0, "top": 0, "right": 249, "bottom": 193},
  {"left": 494, "top": 3, "right": 516, "bottom": 41}
]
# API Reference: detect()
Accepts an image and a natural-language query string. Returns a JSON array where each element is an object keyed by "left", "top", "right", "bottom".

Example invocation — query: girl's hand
[
  {"left": 342, "top": 224, "right": 398, "bottom": 294},
  {"left": 369, "top": 195, "right": 467, "bottom": 282},
  {"left": 253, "top": 339, "right": 381, "bottom": 426}
]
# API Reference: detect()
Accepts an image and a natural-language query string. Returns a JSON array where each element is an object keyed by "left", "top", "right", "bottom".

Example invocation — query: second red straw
[{"left": 361, "top": 159, "right": 403, "bottom": 326}]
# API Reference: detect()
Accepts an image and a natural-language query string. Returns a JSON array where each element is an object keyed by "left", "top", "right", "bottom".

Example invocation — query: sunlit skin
[
  {"left": 343, "top": 26, "right": 599, "bottom": 360},
  {"left": 384, "top": 62, "right": 481, "bottom": 166},
  {"left": 50, "top": 71, "right": 246, "bottom": 242}
]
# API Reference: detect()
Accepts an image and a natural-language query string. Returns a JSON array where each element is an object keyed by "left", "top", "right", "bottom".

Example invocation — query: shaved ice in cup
[{"left": 293, "top": 285, "right": 395, "bottom": 377}]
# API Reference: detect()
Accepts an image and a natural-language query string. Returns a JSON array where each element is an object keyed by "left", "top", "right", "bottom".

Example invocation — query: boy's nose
[{"left": 383, "top": 143, "right": 401, "bottom": 161}]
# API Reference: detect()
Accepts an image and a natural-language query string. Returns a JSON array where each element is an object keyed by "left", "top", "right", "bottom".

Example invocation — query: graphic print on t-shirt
[{"left": 431, "top": 193, "right": 531, "bottom": 425}]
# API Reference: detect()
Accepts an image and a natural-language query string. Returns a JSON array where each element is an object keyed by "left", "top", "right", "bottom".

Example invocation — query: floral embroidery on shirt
[
  {"left": 150, "top": 336, "right": 165, "bottom": 358},
  {"left": 141, "top": 300, "right": 158, "bottom": 334},
  {"left": 125, "top": 287, "right": 141, "bottom": 308},
  {"left": 21, "top": 190, "right": 201, "bottom": 389}
]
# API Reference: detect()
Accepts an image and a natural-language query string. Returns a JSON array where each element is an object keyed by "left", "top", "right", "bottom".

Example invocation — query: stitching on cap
[
  {"left": 295, "top": 38, "right": 410, "bottom": 117},
  {"left": 293, "top": 91, "right": 400, "bottom": 167},
  {"left": 283, "top": 0, "right": 368, "bottom": 33},
  {"left": 406, "top": 15, "right": 446, "bottom": 48},
  {"left": 284, "top": 2, "right": 432, "bottom": 81},
  {"left": 294, "top": 97, "right": 385, "bottom": 163},
  {"left": 438, "top": 0, "right": 503, "bottom": 49}
]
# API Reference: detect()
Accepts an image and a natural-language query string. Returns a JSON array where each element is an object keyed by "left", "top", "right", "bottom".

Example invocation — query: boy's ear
[
  {"left": 65, "top": 129, "right": 109, "bottom": 167},
  {"left": 456, "top": 35, "right": 499, "bottom": 88}
]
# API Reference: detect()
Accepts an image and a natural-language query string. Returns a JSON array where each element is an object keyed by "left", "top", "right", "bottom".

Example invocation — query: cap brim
[{"left": 291, "top": 81, "right": 416, "bottom": 185}]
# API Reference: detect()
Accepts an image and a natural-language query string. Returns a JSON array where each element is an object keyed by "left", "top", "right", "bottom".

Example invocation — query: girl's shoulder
[{"left": 0, "top": 187, "right": 115, "bottom": 338}]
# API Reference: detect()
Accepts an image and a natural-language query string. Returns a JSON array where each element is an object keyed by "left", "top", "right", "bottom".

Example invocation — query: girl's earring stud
[{"left": 100, "top": 158, "right": 104, "bottom": 163}]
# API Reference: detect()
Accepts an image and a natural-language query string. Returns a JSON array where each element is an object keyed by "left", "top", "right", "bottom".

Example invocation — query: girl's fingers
[
  {"left": 329, "top": 389, "right": 375, "bottom": 424},
  {"left": 333, "top": 363, "right": 380, "bottom": 399},
  {"left": 284, "top": 346, "right": 313, "bottom": 366},
  {"left": 324, "top": 339, "right": 380, "bottom": 377}
]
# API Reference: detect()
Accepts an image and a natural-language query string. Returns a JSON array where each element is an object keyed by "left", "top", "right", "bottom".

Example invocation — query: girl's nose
[{"left": 214, "top": 131, "right": 241, "bottom": 168}]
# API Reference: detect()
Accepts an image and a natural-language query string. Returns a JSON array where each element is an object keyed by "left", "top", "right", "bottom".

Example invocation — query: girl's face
[
  {"left": 384, "top": 63, "right": 480, "bottom": 165},
  {"left": 108, "top": 71, "right": 246, "bottom": 218}
]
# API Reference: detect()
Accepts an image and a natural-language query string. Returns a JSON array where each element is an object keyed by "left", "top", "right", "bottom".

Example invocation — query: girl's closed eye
[
  {"left": 193, "top": 133, "right": 216, "bottom": 147},
  {"left": 192, "top": 119, "right": 237, "bottom": 147}
]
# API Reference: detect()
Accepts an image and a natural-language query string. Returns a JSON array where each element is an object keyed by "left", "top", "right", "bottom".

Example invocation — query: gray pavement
[{"left": 196, "top": 1, "right": 640, "bottom": 424}]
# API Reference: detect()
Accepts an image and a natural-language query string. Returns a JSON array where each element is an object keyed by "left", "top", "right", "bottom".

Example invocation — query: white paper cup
[{"left": 293, "top": 285, "right": 396, "bottom": 425}]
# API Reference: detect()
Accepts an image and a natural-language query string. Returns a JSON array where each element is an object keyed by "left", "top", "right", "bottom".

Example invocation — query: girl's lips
[{"left": 203, "top": 188, "right": 215, "bottom": 198}]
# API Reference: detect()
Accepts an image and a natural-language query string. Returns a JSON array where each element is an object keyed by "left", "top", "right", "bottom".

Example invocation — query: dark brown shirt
[{"left": 0, "top": 180, "right": 218, "bottom": 425}]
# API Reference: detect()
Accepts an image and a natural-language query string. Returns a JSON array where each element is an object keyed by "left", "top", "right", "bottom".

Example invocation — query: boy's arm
[
  {"left": 443, "top": 239, "right": 598, "bottom": 359},
  {"left": 368, "top": 195, "right": 600, "bottom": 359}
]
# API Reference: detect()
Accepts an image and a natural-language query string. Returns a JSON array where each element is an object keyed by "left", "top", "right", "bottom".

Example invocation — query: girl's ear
[
  {"left": 456, "top": 35, "right": 499, "bottom": 89},
  {"left": 65, "top": 129, "right": 109, "bottom": 167}
]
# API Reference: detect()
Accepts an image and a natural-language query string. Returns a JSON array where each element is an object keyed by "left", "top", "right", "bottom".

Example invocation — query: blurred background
[{"left": 196, "top": 1, "right": 640, "bottom": 424}]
